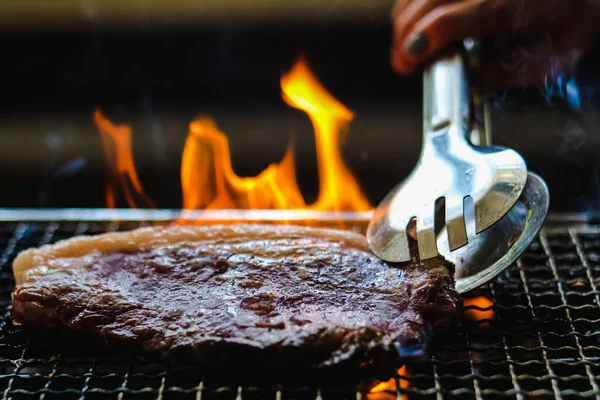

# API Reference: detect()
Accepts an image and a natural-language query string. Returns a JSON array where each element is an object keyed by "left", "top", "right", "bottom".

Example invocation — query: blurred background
[{"left": 0, "top": 0, "right": 599, "bottom": 212}]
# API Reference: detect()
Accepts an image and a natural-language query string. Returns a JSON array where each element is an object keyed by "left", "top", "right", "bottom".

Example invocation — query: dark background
[{"left": 1, "top": 16, "right": 600, "bottom": 212}]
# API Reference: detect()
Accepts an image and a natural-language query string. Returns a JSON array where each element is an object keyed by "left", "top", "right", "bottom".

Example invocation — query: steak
[{"left": 11, "top": 224, "right": 460, "bottom": 370}]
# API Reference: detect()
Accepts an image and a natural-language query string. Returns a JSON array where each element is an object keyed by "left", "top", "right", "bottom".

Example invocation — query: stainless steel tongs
[{"left": 367, "top": 44, "right": 528, "bottom": 263}]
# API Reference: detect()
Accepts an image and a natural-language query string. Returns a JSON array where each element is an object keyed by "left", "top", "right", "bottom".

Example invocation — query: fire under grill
[{"left": 1, "top": 213, "right": 600, "bottom": 399}]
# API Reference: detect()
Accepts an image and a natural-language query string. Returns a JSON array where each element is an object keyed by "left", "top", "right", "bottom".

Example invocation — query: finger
[
  {"left": 391, "top": 46, "right": 418, "bottom": 74},
  {"left": 391, "top": 0, "right": 414, "bottom": 21},
  {"left": 398, "top": 0, "right": 518, "bottom": 63},
  {"left": 393, "top": 0, "right": 455, "bottom": 52}
]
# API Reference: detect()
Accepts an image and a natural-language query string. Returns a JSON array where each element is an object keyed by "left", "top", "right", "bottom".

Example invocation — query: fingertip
[
  {"left": 396, "top": 29, "right": 440, "bottom": 69},
  {"left": 402, "top": 31, "right": 430, "bottom": 61},
  {"left": 391, "top": 48, "right": 417, "bottom": 75}
]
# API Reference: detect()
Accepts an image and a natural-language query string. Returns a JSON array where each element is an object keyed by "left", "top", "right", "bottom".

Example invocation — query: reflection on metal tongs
[{"left": 367, "top": 40, "right": 549, "bottom": 293}]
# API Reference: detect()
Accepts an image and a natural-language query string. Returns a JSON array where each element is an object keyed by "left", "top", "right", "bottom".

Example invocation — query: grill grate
[{"left": 1, "top": 219, "right": 600, "bottom": 399}]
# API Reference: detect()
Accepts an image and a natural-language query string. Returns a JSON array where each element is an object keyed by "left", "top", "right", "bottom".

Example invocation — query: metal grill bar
[
  {"left": 0, "top": 218, "right": 599, "bottom": 399},
  {"left": 519, "top": 247, "right": 563, "bottom": 400},
  {"left": 541, "top": 232, "right": 600, "bottom": 399},
  {"left": 0, "top": 208, "right": 373, "bottom": 222}
]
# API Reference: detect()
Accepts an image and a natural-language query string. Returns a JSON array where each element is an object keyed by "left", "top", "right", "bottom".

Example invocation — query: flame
[
  {"left": 367, "top": 366, "right": 410, "bottom": 400},
  {"left": 180, "top": 116, "right": 305, "bottom": 210},
  {"left": 463, "top": 296, "right": 495, "bottom": 322},
  {"left": 281, "top": 59, "right": 371, "bottom": 212},
  {"left": 178, "top": 58, "right": 371, "bottom": 213},
  {"left": 94, "top": 110, "right": 156, "bottom": 209},
  {"left": 96, "top": 59, "right": 372, "bottom": 215}
]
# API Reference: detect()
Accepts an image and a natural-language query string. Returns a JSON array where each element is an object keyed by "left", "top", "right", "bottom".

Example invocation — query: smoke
[
  {"left": 487, "top": 91, "right": 509, "bottom": 115},
  {"left": 554, "top": 120, "right": 587, "bottom": 156},
  {"left": 541, "top": 38, "right": 600, "bottom": 112},
  {"left": 54, "top": 158, "right": 87, "bottom": 178},
  {"left": 543, "top": 71, "right": 600, "bottom": 111}
]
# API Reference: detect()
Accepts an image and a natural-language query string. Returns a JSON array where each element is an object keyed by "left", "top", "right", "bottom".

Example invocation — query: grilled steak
[{"left": 12, "top": 224, "right": 460, "bottom": 370}]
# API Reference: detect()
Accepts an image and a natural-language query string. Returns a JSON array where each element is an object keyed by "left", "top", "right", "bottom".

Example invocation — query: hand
[{"left": 391, "top": 0, "right": 600, "bottom": 90}]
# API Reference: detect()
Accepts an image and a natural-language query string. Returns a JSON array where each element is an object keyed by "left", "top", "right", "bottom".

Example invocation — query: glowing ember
[
  {"left": 367, "top": 366, "right": 410, "bottom": 400},
  {"left": 96, "top": 59, "right": 372, "bottom": 213},
  {"left": 94, "top": 110, "right": 156, "bottom": 209},
  {"left": 463, "top": 296, "right": 495, "bottom": 322}
]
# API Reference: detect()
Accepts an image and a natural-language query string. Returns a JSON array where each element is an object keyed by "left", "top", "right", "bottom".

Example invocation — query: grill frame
[{"left": 1, "top": 209, "right": 599, "bottom": 399}]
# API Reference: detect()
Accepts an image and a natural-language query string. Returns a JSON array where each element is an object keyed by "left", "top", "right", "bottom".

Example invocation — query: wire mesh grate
[{"left": 0, "top": 220, "right": 599, "bottom": 399}]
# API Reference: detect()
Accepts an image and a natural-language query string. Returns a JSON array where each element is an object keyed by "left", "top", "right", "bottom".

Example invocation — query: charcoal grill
[{"left": 1, "top": 209, "right": 600, "bottom": 399}]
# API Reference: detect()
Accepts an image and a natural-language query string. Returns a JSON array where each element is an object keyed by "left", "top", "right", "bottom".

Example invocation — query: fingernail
[{"left": 404, "top": 32, "right": 429, "bottom": 56}]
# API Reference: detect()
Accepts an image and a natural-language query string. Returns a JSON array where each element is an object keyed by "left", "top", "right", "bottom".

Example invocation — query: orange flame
[
  {"left": 281, "top": 59, "right": 371, "bottom": 212},
  {"left": 367, "top": 366, "right": 410, "bottom": 400},
  {"left": 96, "top": 59, "right": 371, "bottom": 214},
  {"left": 178, "top": 58, "right": 371, "bottom": 213},
  {"left": 463, "top": 296, "right": 495, "bottom": 322},
  {"left": 94, "top": 110, "right": 156, "bottom": 209},
  {"left": 180, "top": 116, "right": 305, "bottom": 210}
]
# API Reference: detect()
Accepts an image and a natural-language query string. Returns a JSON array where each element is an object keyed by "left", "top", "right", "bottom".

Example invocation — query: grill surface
[{"left": 1, "top": 217, "right": 600, "bottom": 399}]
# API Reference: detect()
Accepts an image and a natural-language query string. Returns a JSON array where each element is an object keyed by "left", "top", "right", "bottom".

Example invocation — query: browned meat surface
[{"left": 11, "top": 224, "right": 460, "bottom": 370}]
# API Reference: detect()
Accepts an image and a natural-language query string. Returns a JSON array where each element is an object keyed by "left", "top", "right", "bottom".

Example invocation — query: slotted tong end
[{"left": 367, "top": 46, "right": 528, "bottom": 263}]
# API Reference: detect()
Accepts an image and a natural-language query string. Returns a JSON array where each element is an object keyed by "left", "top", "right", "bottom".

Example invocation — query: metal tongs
[{"left": 367, "top": 42, "right": 549, "bottom": 292}]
